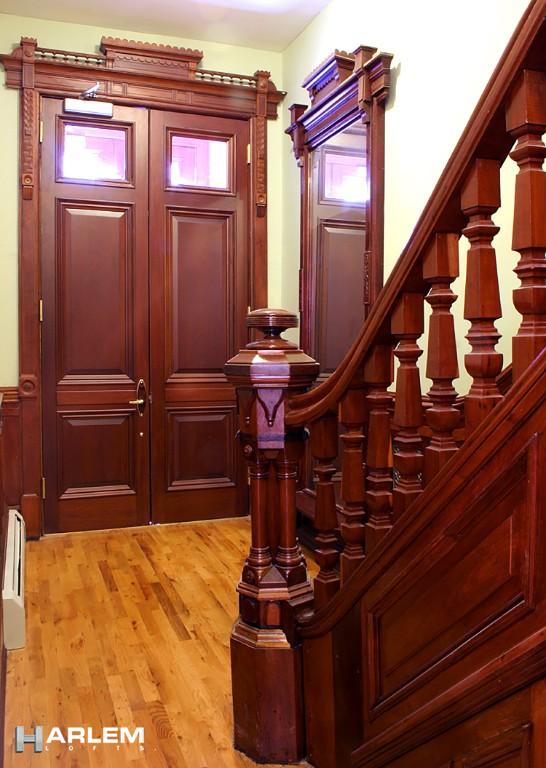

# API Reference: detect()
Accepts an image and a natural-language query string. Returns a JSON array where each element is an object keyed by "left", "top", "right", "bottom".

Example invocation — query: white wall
[
  {"left": 281, "top": 0, "right": 530, "bottom": 388},
  {"left": 0, "top": 13, "right": 284, "bottom": 385}
]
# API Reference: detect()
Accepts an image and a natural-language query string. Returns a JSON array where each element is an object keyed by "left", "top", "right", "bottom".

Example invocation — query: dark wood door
[
  {"left": 41, "top": 98, "right": 150, "bottom": 532},
  {"left": 309, "top": 136, "right": 368, "bottom": 379},
  {"left": 149, "top": 110, "right": 249, "bottom": 523}
]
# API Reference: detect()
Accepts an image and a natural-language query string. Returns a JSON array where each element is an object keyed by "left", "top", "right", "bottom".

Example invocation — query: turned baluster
[
  {"left": 423, "top": 233, "right": 460, "bottom": 483},
  {"left": 364, "top": 344, "right": 394, "bottom": 551},
  {"left": 224, "top": 309, "right": 319, "bottom": 764},
  {"left": 506, "top": 70, "right": 546, "bottom": 381},
  {"left": 310, "top": 413, "right": 340, "bottom": 608},
  {"left": 461, "top": 158, "right": 503, "bottom": 431},
  {"left": 339, "top": 386, "right": 367, "bottom": 582},
  {"left": 391, "top": 293, "right": 424, "bottom": 518}
]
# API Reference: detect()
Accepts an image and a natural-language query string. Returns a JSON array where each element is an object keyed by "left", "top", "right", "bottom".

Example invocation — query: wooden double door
[{"left": 41, "top": 98, "right": 249, "bottom": 532}]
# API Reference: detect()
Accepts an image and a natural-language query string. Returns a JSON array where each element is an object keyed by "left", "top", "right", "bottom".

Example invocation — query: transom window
[
  {"left": 170, "top": 134, "right": 230, "bottom": 190},
  {"left": 61, "top": 123, "right": 127, "bottom": 182}
]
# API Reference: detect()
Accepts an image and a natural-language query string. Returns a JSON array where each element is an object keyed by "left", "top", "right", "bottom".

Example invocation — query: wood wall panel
[
  {"left": 0, "top": 388, "right": 22, "bottom": 508},
  {"left": 367, "top": 447, "right": 538, "bottom": 712},
  {"left": 167, "top": 407, "right": 236, "bottom": 490},
  {"left": 58, "top": 410, "right": 135, "bottom": 498},
  {"left": 317, "top": 219, "right": 366, "bottom": 373},
  {"left": 58, "top": 202, "right": 134, "bottom": 382},
  {"left": 169, "top": 209, "right": 234, "bottom": 375}
]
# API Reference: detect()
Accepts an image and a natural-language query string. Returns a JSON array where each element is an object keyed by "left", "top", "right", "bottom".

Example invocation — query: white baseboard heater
[{"left": 3, "top": 509, "right": 26, "bottom": 650}]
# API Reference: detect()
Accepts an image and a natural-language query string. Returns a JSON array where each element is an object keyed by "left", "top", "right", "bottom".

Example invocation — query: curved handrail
[{"left": 285, "top": 0, "right": 545, "bottom": 428}]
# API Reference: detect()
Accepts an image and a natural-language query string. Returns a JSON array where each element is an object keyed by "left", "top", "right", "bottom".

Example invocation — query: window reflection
[
  {"left": 170, "top": 135, "right": 229, "bottom": 190},
  {"left": 62, "top": 124, "right": 127, "bottom": 181},
  {"left": 323, "top": 151, "right": 367, "bottom": 203}
]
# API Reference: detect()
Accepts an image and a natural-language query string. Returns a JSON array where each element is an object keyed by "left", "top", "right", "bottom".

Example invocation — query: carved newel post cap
[
  {"left": 246, "top": 308, "right": 298, "bottom": 350},
  {"left": 225, "top": 308, "right": 319, "bottom": 388}
]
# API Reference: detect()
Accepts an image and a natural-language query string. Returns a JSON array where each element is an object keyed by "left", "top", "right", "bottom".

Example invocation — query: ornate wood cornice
[
  {"left": 100, "top": 37, "right": 203, "bottom": 78},
  {"left": 1, "top": 36, "right": 285, "bottom": 119},
  {"left": 286, "top": 45, "right": 392, "bottom": 152}
]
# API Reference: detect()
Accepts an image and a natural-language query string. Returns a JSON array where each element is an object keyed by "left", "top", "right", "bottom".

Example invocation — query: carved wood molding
[
  {"left": 1, "top": 37, "right": 285, "bottom": 118},
  {"left": 285, "top": 44, "right": 392, "bottom": 356},
  {"left": 0, "top": 35, "right": 284, "bottom": 535}
]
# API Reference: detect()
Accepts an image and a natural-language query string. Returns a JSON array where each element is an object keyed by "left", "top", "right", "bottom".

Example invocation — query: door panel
[
  {"left": 149, "top": 110, "right": 248, "bottom": 523},
  {"left": 310, "top": 133, "right": 368, "bottom": 378},
  {"left": 42, "top": 98, "right": 150, "bottom": 532}
]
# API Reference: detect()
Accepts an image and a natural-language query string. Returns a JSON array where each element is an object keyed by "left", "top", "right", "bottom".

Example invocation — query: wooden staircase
[{"left": 225, "top": 1, "right": 546, "bottom": 765}]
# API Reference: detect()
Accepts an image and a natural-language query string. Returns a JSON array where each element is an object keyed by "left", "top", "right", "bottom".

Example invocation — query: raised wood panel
[
  {"left": 57, "top": 202, "right": 134, "bottom": 383},
  {"left": 317, "top": 219, "right": 366, "bottom": 372},
  {"left": 168, "top": 209, "right": 234, "bottom": 375},
  {"left": 460, "top": 724, "right": 531, "bottom": 767},
  {"left": 369, "top": 448, "right": 537, "bottom": 709},
  {"left": 58, "top": 411, "right": 135, "bottom": 498},
  {"left": 167, "top": 407, "right": 236, "bottom": 490},
  {"left": 0, "top": 388, "right": 22, "bottom": 507}
]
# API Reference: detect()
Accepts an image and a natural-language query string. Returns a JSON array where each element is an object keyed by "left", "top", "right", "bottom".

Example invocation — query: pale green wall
[
  {"left": 281, "top": 0, "right": 530, "bottom": 389},
  {"left": 0, "top": 13, "right": 284, "bottom": 385}
]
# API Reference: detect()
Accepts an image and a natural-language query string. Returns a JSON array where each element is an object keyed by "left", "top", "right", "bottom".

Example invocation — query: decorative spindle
[
  {"left": 461, "top": 158, "right": 503, "bottom": 431},
  {"left": 391, "top": 293, "right": 424, "bottom": 518},
  {"left": 310, "top": 413, "right": 340, "bottom": 608},
  {"left": 224, "top": 309, "right": 319, "bottom": 764},
  {"left": 339, "top": 386, "right": 367, "bottom": 582},
  {"left": 506, "top": 70, "right": 546, "bottom": 381},
  {"left": 364, "top": 344, "right": 394, "bottom": 551},
  {"left": 423, "top": 233, "right": 460, "bottom": 482}
]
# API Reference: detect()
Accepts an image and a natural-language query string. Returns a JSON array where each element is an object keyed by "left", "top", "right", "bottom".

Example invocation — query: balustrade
[{"left": 227, "top": 10, "right": 546, "bottom": 760}]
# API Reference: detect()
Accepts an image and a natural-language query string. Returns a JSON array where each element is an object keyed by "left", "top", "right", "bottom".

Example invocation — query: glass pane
[
  {"left": 323, "top": 150, "right": 367, "bottom": 203},
  {"left": 170, "top": 135, "right": 229, "bottom": 190},
  {"left": 62, "top": 124, "right": 127, "bottom": 181}
]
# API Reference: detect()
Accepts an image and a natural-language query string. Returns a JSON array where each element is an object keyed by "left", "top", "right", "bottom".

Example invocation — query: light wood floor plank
[{"left": 4, "top": 518, "right": 310, "bottom": 767}]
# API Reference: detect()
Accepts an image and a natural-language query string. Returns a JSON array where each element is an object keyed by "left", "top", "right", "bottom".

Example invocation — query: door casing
[{"left": 0, "top": 35, "right": 284, "bottom": 536}]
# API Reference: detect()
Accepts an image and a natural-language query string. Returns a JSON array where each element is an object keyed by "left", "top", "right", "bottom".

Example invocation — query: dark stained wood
[
  {"left": 41, "top": 99, "right": 150, "bottom": 532},
  {"left": 363, "top": 345, "right": 394, "bottom": 550},
  {"left": 391, "top": 293, "right": 424, "bottom": 518},
  {"left": 423, "top": 233, "right": 460, "bottom": 483},
  {"left": 149, "top": 109, "right": 249, "bottom": 523},
  {"left": 226, "top": 5, "right": 546, "bottom": 768},
  {"left": 300, "top": 345, "right": 546, "bottom": 768},
  {"left": 338, "top": 386, "right": 367, "bottom": 581},
  {"left": 286, "top": 47, "right": 392, "bottom": 368},
  {"left": 505, "top": 69, "right": 546, "bottom": 382},
  {"left": 0, "top": 388, "right": 22, "bottom": 512},
  {"left": 461, "top": 158, "right": 503, "bottom": 431},
  {"left": 225, "top": 310, "right": 319, "bottom": 764},
  {"left": 0, "top": 36, "right": 283, "bottom": 535},
  {"left": 310, "top": 413, "right": 340, "bottom": 608}
]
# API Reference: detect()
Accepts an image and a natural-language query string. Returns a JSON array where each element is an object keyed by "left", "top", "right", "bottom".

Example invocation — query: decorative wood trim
[
  {"left": 0, "top": 36, "right": 285, "bottom": 536},
  {"left": 286, "top": 45, "right": 392, "bottom": 354},
  {"left": 0, "top": 388, "right": 22, "bottom": 517}
]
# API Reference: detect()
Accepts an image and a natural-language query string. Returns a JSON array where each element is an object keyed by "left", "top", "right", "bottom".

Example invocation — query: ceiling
[{"left": 0, "top": 0, "right": 331, "bottom": 51}]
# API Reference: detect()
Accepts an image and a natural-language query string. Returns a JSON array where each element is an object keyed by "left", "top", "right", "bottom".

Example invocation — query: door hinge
[
  {"left": 39, "top": 120, "right": 44, "bottom": 144},
  {"left": 41, "top": 477, "right": 46, "bottom": 500},
  {"left": 39, "top": 299, "right": 43, "bottom": 323},
  {"left": 247, "top": 143, "right": 251, "bottom": 164}
]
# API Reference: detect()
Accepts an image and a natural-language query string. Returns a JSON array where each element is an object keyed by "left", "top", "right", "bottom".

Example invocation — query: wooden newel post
[{"left": 225, "top": 309, "right": 319, "bottom": 764}]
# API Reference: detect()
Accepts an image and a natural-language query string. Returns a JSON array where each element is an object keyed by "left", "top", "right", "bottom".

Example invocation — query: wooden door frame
[
  {"left": 285, "top": 46, "right": 392, "bottom": 354},
  {"left": 0, "top": 35, "right": 284, "bottom": 537}
]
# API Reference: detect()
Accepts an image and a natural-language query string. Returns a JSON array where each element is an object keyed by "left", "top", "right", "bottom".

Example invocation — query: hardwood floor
[{"left": 4, "top": 518, "right": 311, "bottom": 767}]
